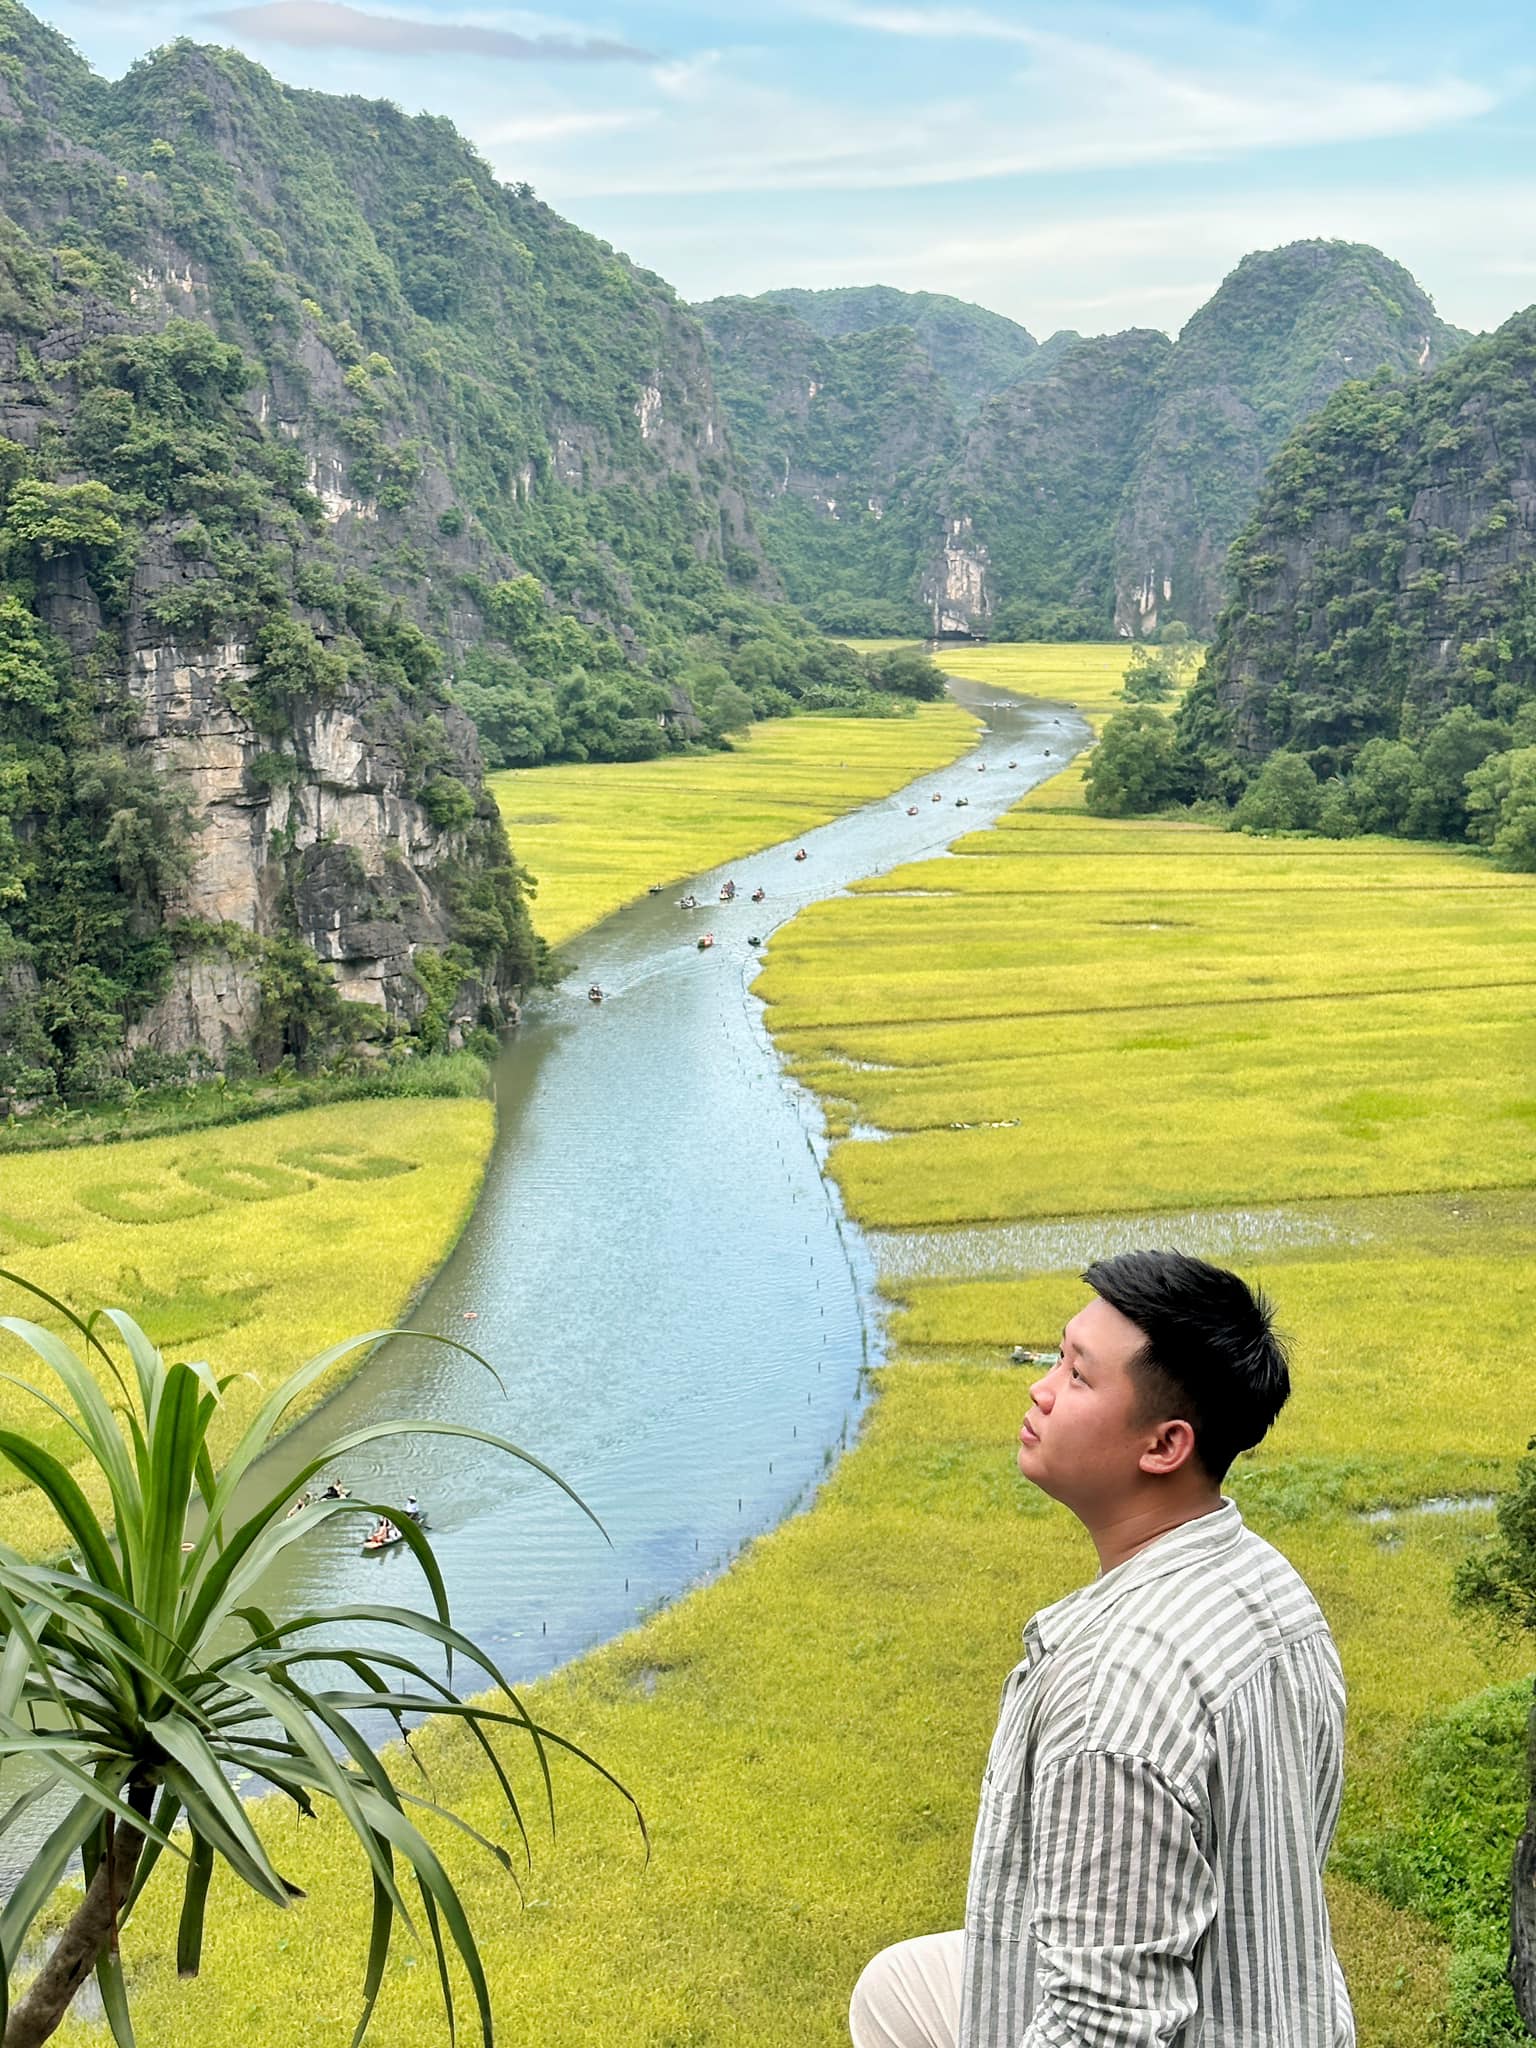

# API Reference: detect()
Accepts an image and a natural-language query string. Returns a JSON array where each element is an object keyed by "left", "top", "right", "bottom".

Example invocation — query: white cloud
[
  {"left": 511, "top": 25, "right": 1497, "bottom": 199},
  {"left": 482, "top": 107, "right": 653, "bottom": 143},
  {"left": 744, "top": 181, "right": 1536, "bottom": 334}
]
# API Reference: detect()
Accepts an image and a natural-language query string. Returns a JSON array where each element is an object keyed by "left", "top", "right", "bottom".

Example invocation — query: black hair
[{"left": 1080, "top": 1249, "right": 1290, "bottom": 1482}]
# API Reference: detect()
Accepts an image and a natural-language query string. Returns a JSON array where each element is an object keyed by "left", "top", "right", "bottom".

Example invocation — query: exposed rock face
[
  {"left": 925, "top": 516, "right": 991, "bottom": 635},
  {"left": 930, "top": 329, "right": 1172, "bottom": 633},
  {"left": 0, "top": 0, "right": 784, "bottom": 1096},
  {"left": 701, "top": 245, "right": 1466, "bottom": 641},
  {"left": 121, "top": 636, "right": 495, "bottom": 1043},
  {"left": 1189, "top": 307, "right": 1536, "bottom": 771},
  {"left": 694, "top": 296, "right": 958, "bottom": 618},
  {"left": 1111, "top": 241, "right": 1467, "bottom": 636}
]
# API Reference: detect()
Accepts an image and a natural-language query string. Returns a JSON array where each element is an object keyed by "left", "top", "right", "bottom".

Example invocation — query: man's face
[{"left": 1016, "top": 1295, "right": 1160, "bottom": 1514}]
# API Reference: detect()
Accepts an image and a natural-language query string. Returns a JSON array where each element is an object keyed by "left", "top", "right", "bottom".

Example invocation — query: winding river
[{"left": 242, "top": 682, "right": 1085, "bottom": 1687}]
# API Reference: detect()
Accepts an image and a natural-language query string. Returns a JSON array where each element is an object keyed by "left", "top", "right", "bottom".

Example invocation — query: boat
[
  {"left": 955, "top": 796, "right": 970, "bottom": 808},
  {"left": 931, "top": 793, "right": 942, "bottom": 803},
  {"left": 794, "top": 848, "right": 807, "bottom": 862},
  {"left": 1008, "top": 760, "right": 1017, "bottom": 768},
  {"left": 697, "top": 932, "right": 716, "bottom": 951},
  {"left": 906, "top": 806, "right": 919, "bottom": 816},
  {"left": 678, "top": 894, "right": 698, "bottom": 910},
  {"left": 647, "top": 883, "right": 663, "bottom": 895},
  {"left": 1043, "top": 749, "right": 1051, "bottom": 757},
  {"left": 747, "top": 935, "right": 761, "bottom": 948},
  {"left": 976, "top": 763, "right": 986, "bottom": 772},
  {"left": 587, "top": 985, "right": 604, "bottom": 1004},
  {"left": 362, "top": 1506, "right": 427, "bottom": 1554},
  {"left": 720, "top": 880, "right": 736, "bottom": 902},
  {"left": 750, "top": 887, "right": 766, "bottom": 903}
]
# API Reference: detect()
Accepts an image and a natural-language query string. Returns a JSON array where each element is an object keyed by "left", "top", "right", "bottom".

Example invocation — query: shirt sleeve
[{"left": 1019, "top": 1749, "right": 1217, "bottom": 2048}]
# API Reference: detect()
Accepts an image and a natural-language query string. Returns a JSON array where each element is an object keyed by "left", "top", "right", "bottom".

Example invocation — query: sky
[{"left": 32, "top": 0, "right": 1536, "bottom": 340}]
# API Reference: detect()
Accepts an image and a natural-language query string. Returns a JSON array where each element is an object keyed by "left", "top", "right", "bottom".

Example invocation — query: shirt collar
[{"left": 1025, "top": 1498, "right": 1244, "bottom": 1655}]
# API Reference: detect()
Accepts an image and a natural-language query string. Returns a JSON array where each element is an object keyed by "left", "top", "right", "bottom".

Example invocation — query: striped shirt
[{"left": 960, "top": 1500, "right": 1353, "bottom": 2048}]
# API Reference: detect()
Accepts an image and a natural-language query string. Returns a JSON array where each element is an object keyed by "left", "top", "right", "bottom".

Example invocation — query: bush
[
  {"left": 1230, "top": 751, "right": 1321, "bottom": 832},
  {"left": 1084, "top": 706, "right": 1190, "bottom": 816}
]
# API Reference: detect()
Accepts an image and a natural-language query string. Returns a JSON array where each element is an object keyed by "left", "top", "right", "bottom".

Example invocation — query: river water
[{"left": 243, "top": 681, "right": 1086, "bottom": 1689}]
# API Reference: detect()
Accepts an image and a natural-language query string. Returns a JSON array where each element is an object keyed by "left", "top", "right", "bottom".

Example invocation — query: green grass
[{"left": 493, "top": 702, "right": 977, "bottom": 949}]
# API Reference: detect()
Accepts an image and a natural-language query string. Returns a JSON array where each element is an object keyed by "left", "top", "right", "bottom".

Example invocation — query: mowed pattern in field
[
  {"left": 492, "top": 702, "right": 977, "bottom": 948},
  {"left": 0, "top": 1100, "right": 492, "bottom": 1556}
]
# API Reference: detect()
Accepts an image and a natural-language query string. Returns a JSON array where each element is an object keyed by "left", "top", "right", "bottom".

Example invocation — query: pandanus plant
[{"left": 0, "top": 1273, "right": 641, "bottom": 2048}]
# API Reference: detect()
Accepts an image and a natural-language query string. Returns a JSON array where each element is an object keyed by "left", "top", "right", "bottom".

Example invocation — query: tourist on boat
[
  {"left": 405, "top": 1494, "right": 421, "bottom": 1521},
  {"left": 794, "top": 847, "right": 808, "bottom": 861},
  {"left": 588, "top": 984, "right": 603, "bottom": 1003},
  {"left": 369, "top": 1518, "right": 398, "bottom": 1546},
  {"left": 751, "top": 887, "right": 766, "bottom": 903},
  {"left": 721, "top": 879, "right": 736, "bottom": 901},
  {"left": 319, "top": 1480, "right": 347, "bottom": 1500}
]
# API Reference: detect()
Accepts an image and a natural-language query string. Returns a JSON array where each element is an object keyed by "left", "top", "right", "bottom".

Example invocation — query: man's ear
[{"left": 1138, "top": 1416, "right": 1199, "bottom": 1477}]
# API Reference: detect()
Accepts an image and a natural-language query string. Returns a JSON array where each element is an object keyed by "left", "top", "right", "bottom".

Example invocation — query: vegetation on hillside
[
  {"left": 1088, "top": 307, "right": 1536, "bottom": 869},
  {"left": 0, "top": 0, "right": 938, "bottom": 1111}
]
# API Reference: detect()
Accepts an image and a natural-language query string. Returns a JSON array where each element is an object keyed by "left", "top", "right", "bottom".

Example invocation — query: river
[
  {"left": 0, "top": 683, "right": 1087, "bottom": 1894},
  {"left": 243, "top": 681, "right": 1086, "bottom": 1691}
]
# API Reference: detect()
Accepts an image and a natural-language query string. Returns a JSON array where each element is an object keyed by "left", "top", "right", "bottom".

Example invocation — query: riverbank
[{"left": 0, "top": 705, "right": 976, "bottom": 1568}]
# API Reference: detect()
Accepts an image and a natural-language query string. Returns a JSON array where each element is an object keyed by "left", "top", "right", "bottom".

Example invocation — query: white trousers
[{"left": 849, "top": 1930, "right": 965, "bottom": 2048}]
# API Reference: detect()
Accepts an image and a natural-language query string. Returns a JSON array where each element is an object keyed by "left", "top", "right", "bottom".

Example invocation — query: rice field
[
  {"left": 0, "top": 1099, "right": 494, "bottom": 1557},
  {"left": 491, "top": 702, "right": 977, "bottom": 949},
  {"left": 51, "top": 642, "right": 1529, "bottom": 2048}
]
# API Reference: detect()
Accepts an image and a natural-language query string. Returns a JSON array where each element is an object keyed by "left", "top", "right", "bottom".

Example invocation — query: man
[{"left": 850, "top": 1249, "right": 1353, "bottom": 2048}]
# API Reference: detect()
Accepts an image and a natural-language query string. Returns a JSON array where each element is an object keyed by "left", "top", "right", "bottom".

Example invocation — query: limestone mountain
[
  {"left": 928, "top": 329, "right": 1172, "bottom": 637},
  {"left": 0, "top": 0, "right": 819, "bottom": 1107},
  {"left": 693, "top": 295, "right": 957, "bottom": 632},
  {"left": 751, "top": 286, "right": 1040, "bottom": 418},
  {"left": 704, "top": 243, "right": 1468, "bottom": 641},
  {"left": 1181, "top": 304, "right": 1536, "bottom": 781},
  {"left": 1112, "top": 240, "right": 1468, "bottom": 638}
]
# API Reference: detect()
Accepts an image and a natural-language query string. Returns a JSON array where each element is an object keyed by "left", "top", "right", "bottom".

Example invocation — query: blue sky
[{"left": 35, "top": 0, "right": 1536, "bottom": 338}]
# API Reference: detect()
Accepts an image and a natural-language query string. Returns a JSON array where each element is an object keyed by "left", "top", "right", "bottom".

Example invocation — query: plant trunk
[
  {"left": 1513, "top": 1683, "right": 1536, "bottom": 2036},
  {"left": 4, "top": 1792, "right": 150, "bottom": 2048}
]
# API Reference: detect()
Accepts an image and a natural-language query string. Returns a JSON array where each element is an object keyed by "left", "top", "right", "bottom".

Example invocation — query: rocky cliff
[
  {"left": 703, "top": 244, "right": 1468, "bottom": 641},
  {"left": 1184, "top": 306, "right": 1536, "bottom": 775},
  {"left": 929, "top": 330, "right": 1172, "bottom": 635},
  {"left": 0, "top": 0, "right": 788, "bottom": 1105},
  {"left": 1111, "top": 240, "right": 1467, "bottom": 637},
  {"left": 693, "top": 296, "right": 956, "bottom": 629}
]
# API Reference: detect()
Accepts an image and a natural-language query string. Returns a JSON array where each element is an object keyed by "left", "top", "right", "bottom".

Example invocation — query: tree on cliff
[
  {"left": 1455, "top": 1442, "right": 1536, "bottom": 2032},
  {"left": 0, "top": 1276, "right": 640, "bottom": 2047}
]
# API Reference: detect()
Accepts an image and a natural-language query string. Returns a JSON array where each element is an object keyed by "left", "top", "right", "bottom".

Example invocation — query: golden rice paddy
[
  {"left": 491, "top": 702, "right": 977, "bottom": 950},
  {"left": 39, "top": 647, "right": 1532, "bottom": 2046}
]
